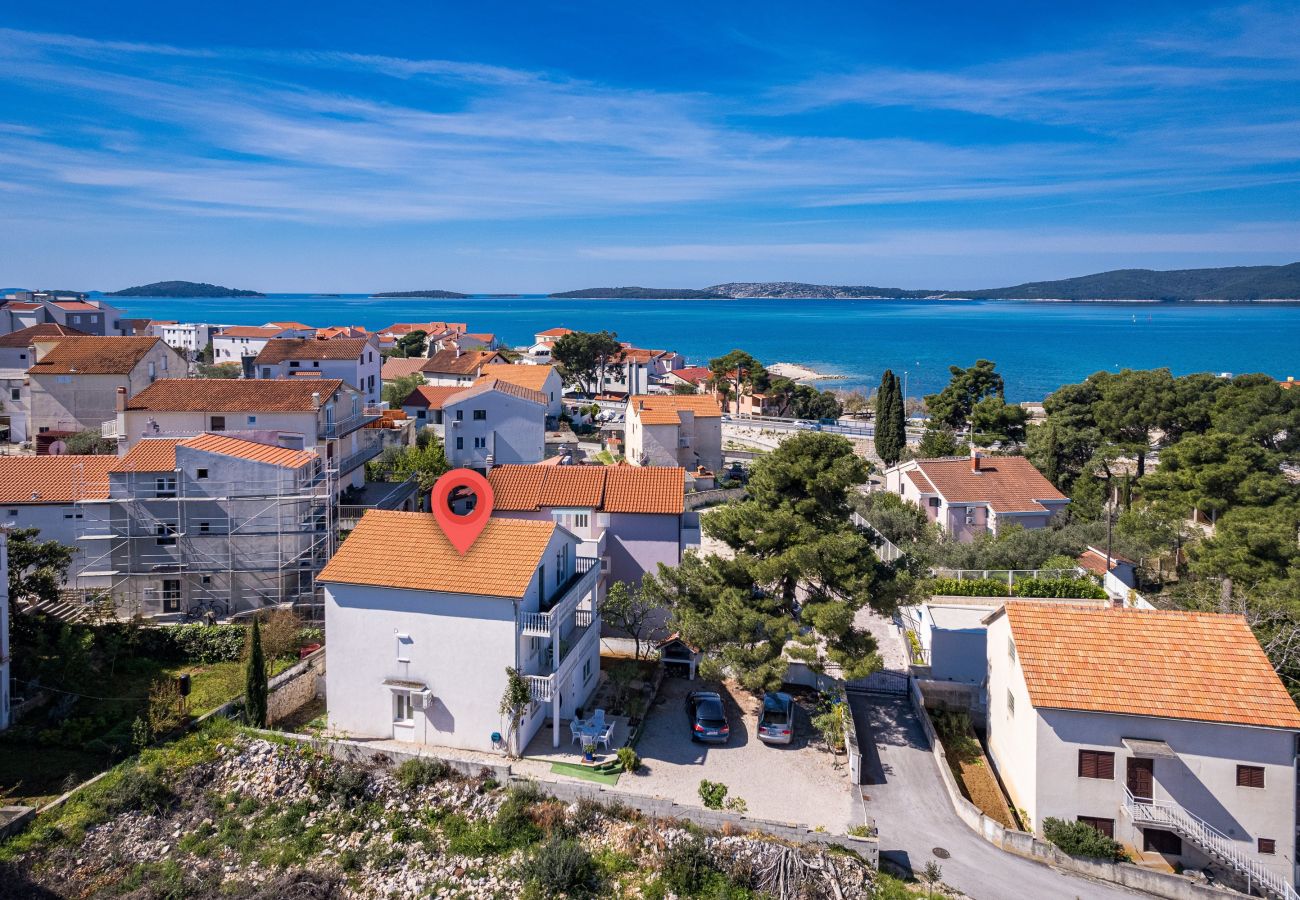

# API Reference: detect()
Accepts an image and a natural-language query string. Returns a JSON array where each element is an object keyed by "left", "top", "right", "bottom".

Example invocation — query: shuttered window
[
  {"left": 1237, "top": 765, "right": 1265, "bottom": 788},
  {"left": 1078, "top": 750, "right": 1115, "bottom": 780},
  {"left": 1077, "top": 816, "right": 1115, "bottom": 838},
  {"left": 1259, "top": 838, "right": 1276, "bottom": 855}
]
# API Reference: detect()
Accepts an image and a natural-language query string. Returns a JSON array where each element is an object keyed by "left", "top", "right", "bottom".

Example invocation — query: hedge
[{"left": 928, "top": 575, "right": 1106, "bottom": 600}]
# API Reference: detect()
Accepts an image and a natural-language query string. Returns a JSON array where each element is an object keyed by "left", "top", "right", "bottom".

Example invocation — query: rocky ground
[{"left": 2, "top": 728, "right": 877, "bottom": 899}]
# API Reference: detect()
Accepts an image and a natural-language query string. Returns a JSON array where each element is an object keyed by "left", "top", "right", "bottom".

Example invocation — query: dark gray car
[{"left": 686, "top": 690, "right": 730, "bottom": 743}]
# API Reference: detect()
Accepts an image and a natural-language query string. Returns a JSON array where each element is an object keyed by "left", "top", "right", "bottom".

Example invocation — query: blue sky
[{"left": 2, "top": 1, "right": 1298, "bottom": 292}]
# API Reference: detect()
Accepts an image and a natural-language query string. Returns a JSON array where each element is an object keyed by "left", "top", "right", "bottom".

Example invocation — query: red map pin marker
[{"left": 430, "top": 468, "right": 495, "bottom": 555}]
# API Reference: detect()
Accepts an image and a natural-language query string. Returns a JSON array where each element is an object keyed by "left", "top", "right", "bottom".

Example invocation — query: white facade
[
  {"left": 625, "top": 398, "right": 723, "bottom": 473},
  {"left": 153, "top": 322, "right": 213, "bottom": 357},
  {"left": 212, "top": 328, "right": 286, "bottom": 361},
  {"left": 985, "top": 612, "right": 1299, "bottom": 888},
  {"left": 420, "top": 385, "right": 546, "bottom": 470},
  {"left": 323, "top": 521, "right": 601, "bottom": 754},
  {"left": 256, "top": 339, "right": 382, "bottom": 405}
]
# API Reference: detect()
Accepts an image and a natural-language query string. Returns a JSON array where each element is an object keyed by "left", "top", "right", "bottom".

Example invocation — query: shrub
[
  {"left": 1013, "top": 576, "right": 1107, "bottom": 600},
  {"left": 101, "top": 767, "right": 174, "bottom": 816},
  {"left": 318, "top": 765, "right": 369, "bottom": 805},
  {"left": 395, "top": 757, "right": 450, "bottom": 789},
  {"left": 258, "top": 608, "right": 305, "bottom": 659},
  {"left": 1043, "top": 817, "right": 1130, "bottom": 861},
  {"left": 521, "top": 836, "right": 601, "bottom": 898},
  {"left": 660, "top": 836, "right": 717, "bottom": 896},
  {"left": 811, "top": 694, "right": 847, "bottom": 752},
  {"left": 494, "top": 785, "right": 543, "bottom": 848},
  {"left": 698, "top": 779, "right": 729, "bottom": 810},
  {"left": 928, "top": 577, "right": 1011, "bottom": 597},
  {"left": 615, "top": 746, "right": 640, "bottom": 773}
]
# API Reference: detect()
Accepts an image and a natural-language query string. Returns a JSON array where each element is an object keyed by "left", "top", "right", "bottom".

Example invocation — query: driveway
[
  {"left": 610, "top": 675, "right": 862, "bottom": 833},
  {"left": 850, "top": 692, "right": 1144, "bottom": 900}
]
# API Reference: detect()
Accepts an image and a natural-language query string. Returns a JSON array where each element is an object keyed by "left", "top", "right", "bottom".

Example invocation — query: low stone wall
[
  {"left": 0, "top": 806, "right": 35, "bottom": 841},
  {"left": 684, "top": 487, "right": 747, "bottom": 510},
  {"left": 267, "top": 647, "right": 325, "bottom": 726},
  {"left": 907, "top": 681, "right": 1249, "bottom": 900}
]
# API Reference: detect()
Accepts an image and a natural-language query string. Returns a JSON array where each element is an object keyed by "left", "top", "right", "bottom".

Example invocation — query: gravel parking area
[{"left": 609, "top": 675, "right": 860, "bottom": 832}]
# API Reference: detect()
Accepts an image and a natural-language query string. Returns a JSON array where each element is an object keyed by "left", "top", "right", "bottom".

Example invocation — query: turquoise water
[{"left": 103, "top": 294, "right": 1300, "bottom": 401}]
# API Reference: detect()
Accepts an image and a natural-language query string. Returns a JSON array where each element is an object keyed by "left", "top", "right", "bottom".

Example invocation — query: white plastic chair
[
  {"left": 569, "top": 721, "right": 584, "bottom": 746},
  {"left": 592, "top": 709, "right": 606, "bottom": 729},
  {"left": 597, "top": 724, "right": 614, "bottom": 751}
]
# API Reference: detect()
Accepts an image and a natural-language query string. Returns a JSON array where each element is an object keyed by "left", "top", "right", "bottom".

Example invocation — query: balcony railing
[
  {"left": 336, "top": 441, "right": 383, "bottom": 475},
  {"left": 524, "top": 623, "right": 600, "bottom": 704},
  {"left": 519, "top": 557, "right": 599, "bottom": 637},
  {"left": 319, "top": 408, "right": 383, "bottom": 439}
]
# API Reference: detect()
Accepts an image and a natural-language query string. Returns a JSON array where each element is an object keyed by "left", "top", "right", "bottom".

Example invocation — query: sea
[{"left": 102, "top": 294, "right": 1300, "bottom": 402}]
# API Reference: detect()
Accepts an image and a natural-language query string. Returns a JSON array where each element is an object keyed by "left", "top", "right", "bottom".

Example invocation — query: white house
[
  {"left": 522, "top": 327, "right": 573, "bottom": 364},
  {"left": 0, "top": 324, "right": 87, "bottom": 444},
  {"left": 255, "top": 337, "right": 382, "bottom": 405},
  {"left": 985, "top": 602, "right": 1300, "bottom": 894},
  {"left": 401, "top": 379, "right": 546, "bottom": 471},
  {"left": 418, "top": 349, "right": 506, "bottom": 387},
  {"left": 597, "top": 345, "right": 686, "bottom": 396},
  {"left": 625, "top": 394, "right": 723, "bottom": 474},
  {"left": 151, "top": 322, "right": 213, "bottom": 358},
  {"left": 320, "top": 511, "right": 601, "bottom": 753},
  {"left": 881, "top": 451, "right": 1069, "bottom": 542},
  {"left": 478, "top": 363, "right": 564, "bottom": 421},
  {"left": 212, "top": 326, "right": 290, "bottom": 362}
]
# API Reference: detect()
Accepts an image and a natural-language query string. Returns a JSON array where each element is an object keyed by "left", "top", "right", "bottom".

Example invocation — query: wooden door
[{"left": 1127, "top": 757, "right": 1154, "bottom": 802}]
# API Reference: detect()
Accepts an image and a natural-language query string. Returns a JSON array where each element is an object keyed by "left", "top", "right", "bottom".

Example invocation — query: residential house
[
  {"left": 488, "top": 463, "right": 688, "bottom": 593},
  {"left": 321, "top": 512, "right": 601, "bottom": 752},
  {"left": 523, "top": 327, "right": 573, "bottom": 364},
  {"left": 316, "top": 325, "right": 370, "bottom": 340},
  {"left": 985, "top": 603, "right": 1300, "bottom": 893},
  {"left": 1, "top": 293, "right": 128, "bottom": 337},
  {"left": 151, "top": 321, "right": 213, "bottom": 358},
  {"left": 478, "top": 364, "right": 564, "bottom": 421},
  {"left": 75, "top": 434, "right": 331, "bottom": 619},
  {"left": 381, "top": 356, "right": 431, "bottom": 385},
  {"left": 0, "top": 324, "right": 87, "bottom": 444},
  {"left": 418, "top": 349, "right": 505, "bottom": 387},
  {"left": 401, "top": 380, "right": 546, "bottom": 471},
  {"left": 595, "top": 345, "right": 686, "bottom": 397},
  {"left": 625, "top": 394, "right": 723, "bottom": 473},
  {"left": 661, "top": 366, "right": 711, "bottom": 392},
  {"left": 28, "top": 336, "right": 185, "bottom": 437},
  {"left": 264, "top": 322, "right": 317, "bottom": 339},
  {"left": 374, "top": 321, "right": 467, "bottom": 353},
  {"left": 1077, "top": 546, "right": 1139, "bottom": 601},
  {"left": 115, "top": 378, "right": 379, "bottom": 492},
  {"left": 212, "top": 326, "right": 290, "bottom": 362},
  {"left": 255, "top": 337, "right": 382, "bottom": 405},
  {"left": 881, "top": 451, "right": 1069, "bottom": 542},
  {"left": 455, "top": 333, "right": 499, "bottom": 350}
]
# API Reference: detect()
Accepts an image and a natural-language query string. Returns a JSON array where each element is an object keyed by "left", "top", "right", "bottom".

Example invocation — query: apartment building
[
  {"left": 255, "top": 337, "right": 382, "bottom": 404},
  {"left": 401, "top": 379, "right": 546, "bottom": 470},
  {"left": 625, "top": 394, "right": 723, "bottom": 473}
]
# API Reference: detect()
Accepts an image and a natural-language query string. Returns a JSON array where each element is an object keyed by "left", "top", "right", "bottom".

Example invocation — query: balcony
[
  {"left": 519, "top": 556, "right": 599, "bottom": 637},
  {"left": 336, "top": 440, "right": 383, "bottom": 475},
  {"left": 524, "top": 621, "right": 600, "bottom": 704},
  {"left": 319, "top": 407, "right": 383, "bottom": 439}
]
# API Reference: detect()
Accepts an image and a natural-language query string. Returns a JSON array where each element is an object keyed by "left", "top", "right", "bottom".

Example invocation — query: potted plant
[{"left": 582, "top": 742, "right": 596, "bottom": 763}]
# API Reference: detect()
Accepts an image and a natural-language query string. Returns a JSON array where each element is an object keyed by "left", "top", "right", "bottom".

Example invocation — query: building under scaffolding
[{"left": 71, "top": 434, "right": 336, "bottom": 621}]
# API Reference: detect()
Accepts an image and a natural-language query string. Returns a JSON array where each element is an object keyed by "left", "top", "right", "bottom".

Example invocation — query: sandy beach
[{"left": 768, "top": 361, "right": 844, "bottom": 382}]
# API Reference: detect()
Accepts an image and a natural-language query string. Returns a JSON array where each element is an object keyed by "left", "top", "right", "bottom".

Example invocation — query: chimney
[
  {"left": 970, "top": 447, "right": 982, "bottom": 472},
  {"left": 311, "top": 392, "right": 321, "bottom": 409},
  {"left": 115, "top": 385, "right": 127, "bottom": 412}
]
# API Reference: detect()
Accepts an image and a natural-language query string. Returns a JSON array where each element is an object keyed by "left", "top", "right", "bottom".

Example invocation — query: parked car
[
  {"left": 686, "top": 690, "right": 730, "bottom": 743},
  {"left": 757, "top": 692, "right": 794, "bottom": 744}
]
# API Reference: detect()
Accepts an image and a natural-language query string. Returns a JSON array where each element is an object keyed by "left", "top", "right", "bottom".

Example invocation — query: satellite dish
[{"left": 47, "top": 440, "right": 68, "bottom": 456}]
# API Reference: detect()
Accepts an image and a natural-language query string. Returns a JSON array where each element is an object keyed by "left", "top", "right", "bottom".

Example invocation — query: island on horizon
[
  {"left": 106, "top": 280, "right": 264, "bottom": 298},
  {"left": 549, "top": 286, "right": 726, "bottom": 299},
  {"left": 371, "top": 289, "right": 470, "bottom": 299}
]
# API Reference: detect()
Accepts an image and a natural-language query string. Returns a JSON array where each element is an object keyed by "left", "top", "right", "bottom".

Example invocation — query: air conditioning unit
[
  {"left": 964, "top": 511, "right": 976, "bottom": 525},
  {"left": 411, "top": 689, "right": 433, "bottom": 710}
]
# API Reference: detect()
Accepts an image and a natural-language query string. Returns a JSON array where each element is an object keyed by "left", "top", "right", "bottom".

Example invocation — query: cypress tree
[
  {"left": 874, "top": 370, "right": 897, "bottom": 465},
  {"left": 244, "top": 618, "right": 268, "bottom": 728},
  {"left": 886, "top": 371, "right": 906, "bottom": 466}
]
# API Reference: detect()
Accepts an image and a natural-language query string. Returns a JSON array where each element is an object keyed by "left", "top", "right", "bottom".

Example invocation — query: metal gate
[{"left": 845, "top": 669, "right": 910, "bottom": 696}]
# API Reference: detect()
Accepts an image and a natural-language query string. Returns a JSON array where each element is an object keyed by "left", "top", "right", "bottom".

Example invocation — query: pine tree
[{"left": 244, "top": 618, "right": 268, "bottom": 728}]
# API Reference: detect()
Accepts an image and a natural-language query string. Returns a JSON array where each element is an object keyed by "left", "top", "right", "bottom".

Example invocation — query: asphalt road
[{"left": 849, "top": 693, "right": 1145, "bottom": 900}]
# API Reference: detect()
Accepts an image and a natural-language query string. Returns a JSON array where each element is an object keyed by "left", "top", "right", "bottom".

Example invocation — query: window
[
  {"left": 6, "top": 509, "right": 17, "bottom": 517},
  {"left": 201, "top": 575, "right": 212, "bottom": 585},
  {"left": 455, "top": 437, "right": 464, "bottom": 450},
  {"left": 9, "top": 388, "right": 18, "bottom": 401},
  {"left": 262, "top": 368, "right": 271, "bottom": 378},
  {"left": 1008, "top": 637, "right": 1016, "bottom": 663},
  {"left": 155, "top": 476, "right": 177, "bottom": 498},
  {"left": 196, "top": 468, "right": 209, "bottom": 480},
  {"left": 393, "top": 691, "right": 414, "bottom": 724},
  {"left": 62, "top": 511, "right": 83, "bottom": 520},
  {"left": 1259, "top": 838, "right": 1276, "bottom": 855},
  {"left": 1078, "top": 750, "right": 1115, "bottom": 780},
  {"left": 56, "top": 375, "right": 72, "bottom": 384},
  {"left": 247, "top": 415, "right": 257, "bottom": 425},
  {"left": 473, "top": 436, "right": 486, "bottom": 449},
  {"left": 1006, "top": 690, "right": 1015, "bottom": 716},
  {"left": 573, "top": 512, "right": 590, "bottom": 529},
  {"left": 148, "top": 361, "right": 156, "bottom": 381},
  {"left": 455, "top": 409, "right": 464, "bottom": 421},
  {"left": 473, "top": 409, "right": 487, "bottom": 420},
  {"left": 1077, "top": 817, "right": 1115, "bottom": 839},
  {"left": 928, "top": 497, "right": 940, "bottom": 508},
  {"left": 199, "top": 521, "right": 211, "bottom": 534},
  {"left": 289, "top": 361, "right": 300, "bottom": 368},
  {"left": 1237, "top": 765, "right": 1265, "bottom": 788},
  {"left": 210, "top": 415, "right": 226, "bottom": 431},
  {"left": 155, "top": 523, "right": 177, "bottom": 546},
  {"left": 312, "top": 360, "right": 319, "bottom": 368}
]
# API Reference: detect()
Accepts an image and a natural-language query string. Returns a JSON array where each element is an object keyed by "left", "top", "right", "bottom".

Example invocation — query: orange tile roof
[
  {"left": 320, "top": 511, "right": 557, "bottom": 598},
  {"left": 488, "top": 463, "right": 684, "bottom": 514},
  {"left": 219, "top": 326, "right": 286, "bottom": 339},
  {"left": 997, "top": 603, "right": 1300, "bottom": 729},
  {"left": 421, "top": 349, "right": 503, "bottom": 376},
  {"left": 402, "top": 385, "right": 463, "bottom": 410},
  {"left": 478, "top": 364, "right": 556, "bottom": 393},
  {"left": 110, "top": 438, "right": 182, "bottom": 472},
  {"left": 908, "top": 456, "right": 1067, "bottom": 513},
  {"left": 669, "top": 366, "right": 711, "bottom": 385},
  {"left": 381, "top": 357, "right": 430, "bottom": 380},
  {"left": 267, "top": 321, "right": 313, "bottom": 330},
  {"left": 28, "top": 336, "right": 166, "bottom": 375},
  {"left": 0, "top": 455, "right": 116, "bottom": 502},
  {"left": 451, "top": 378, "right": 546, "bottom": 407},
  {"left": 51, "top": 301, "right": 101, "bottom": 312},
  {"left": 180, "top": 433, "right": 318, "bottom": 468},
  {"left": 0, "top": 323, "right": 88, "bottom": 348},
  {"left": 536, "top": 327, "right": 573, "bottom": 338},
  {"left": 126, "top": 378, "right": 343, "bottom": 412},
  {"left": 255, "top": 337, "right": 369, "bottom": 363},
  {"left": 629, "top": 394, "right": 723, "bottom": 425}
]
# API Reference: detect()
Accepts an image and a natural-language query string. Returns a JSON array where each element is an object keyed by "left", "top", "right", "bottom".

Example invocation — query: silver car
[{"left": 757, "top": 692, "right": 794, "bottom": 744}]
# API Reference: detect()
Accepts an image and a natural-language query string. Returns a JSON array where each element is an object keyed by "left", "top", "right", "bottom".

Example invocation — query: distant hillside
[
  {"left": 550, "top": 286, "right": 725, "bottom": 299},
  {"left": 709, "top": 282, "right": 935, "bottom": 299},
  {"left": 106, "top": 281, "right": 263, "bottom": 298},
  {"left": 371, "top": 289, "right": 469, "bottom": 299},
  {"left": 956, "top": 263, "right": 1300, "bottom": 301}
]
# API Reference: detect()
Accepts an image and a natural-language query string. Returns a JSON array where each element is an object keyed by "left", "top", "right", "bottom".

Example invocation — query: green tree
[
  {"left": 199, "top": 341, "right": 214, "bottom": 365},
  {"left": 382, "top": 372, "right": 425, "bottom": 407},
  {"left": 7, "top": 527, "right": 74, "bottom": 616},
  {"left": 924, "top": 359, "right": 1005, "bottom": 431},
  {"left": 551, "top": 330, "right": 625, "bottom": 394},
  {"left": 970, "top": 396, "right": 1028, "bottom": 448},
  {"left": 244, "top": 618, "right": 268, "bottom": 728},
  {"left": 918, "top": 425, "right": 965, "bottom": 458},
  {"left": 196, "top": 362, "right": 242, "bottom": 378},
  {"left": 841, "top": 390, "right": 870, "bottom": 418},
  {"left": 63, "top": 429, "right": 116, "bottom": 455},
  {"left": 643, "top": 432, "right": 882, "bottom": 690},
  {"left": 1188, "top": 503, "right": 1300, "bottom": 586},
  {"left": 874, "top": 370, "right": 904, "bottom": 466},
  {"left": 1140, "top": 431, "right": 1289, "bottom": 522},
  {"left": 367, "top": 429, "right": 450, "bottom": 493},
  {"left": 671, "top": 381, "right": 700, "bottom": 395},
  {"left": 601, "top": 580, "right": 664, "bottom": 660},
  {"left": 499, "top": 666, "right": 533, "bottom": 757},
  {"left": 392, "top": 329, "right": 428, "bottom": 358},
  {"left": 707, "top": 349, "right": 768, "bottom": 406}
]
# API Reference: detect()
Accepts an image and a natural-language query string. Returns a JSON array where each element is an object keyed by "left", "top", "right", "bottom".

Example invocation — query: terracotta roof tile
[
  {"left": 28, "top": 336, "right": 165, "bottom": 375},
  {"left": 180, "top": 433, "right": 317, "bottom": 468},
  {"left": 0, "top": 455, "right": 116, "bottom": 502},
  {"left": 629, "top": 394, "right": 722, "bottom": 425},
  {"left": 420, "top": 349, "right": 503, "bottom": 376},
  {"left": 50, "top": 301, "right": 101, "bottom": 312},
  {"left": 381, "top": 357, "right": 429, "bottom": 380},
  {"left": 478, "top": 364, "right": 556, "bottom": 393},
  {"left": 319, "top": 511, "right": 557, "bottom": 598},
  {"left": 0, "top": 323, "right": 88, "bottom": 347},
  {"left": 255, "top": 337, "right": 369, "bottom": 363},
  {"left": 267, "top": 321, "right": 313, "bottom": 330},
  {"left": 126, "top": 378, "right": 344, "bottom": 412},
  {"left": 219, "top": 326, "right": 286, "bottom": 339},
  {"left": 110, "top": 438, "right": 181, "bottom": 472},
  {"left": 450, "top": 378, "right": 546, "bottom": 407},
  {"left": 669, "top": 366, "right": 711, "bottom": 385},
  {"left": 999, "top": 603, "right": 1300, "bottom": 729},
  {"left": 536, "top": 327, "right": 572, "bottom": 338},
  {"left": 402, "top": 385, "right": 462, "bottom": 410},
  {"left": 909, "top": 456, "right": 1066, "bottom": 513},
  {"left": 488, "top": 464, "right": 683, "bottom": 514}
]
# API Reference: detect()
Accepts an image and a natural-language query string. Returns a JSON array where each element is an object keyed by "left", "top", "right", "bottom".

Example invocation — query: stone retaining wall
[{"left": 267, "top": 647, "right": 325, "bottom": 725}]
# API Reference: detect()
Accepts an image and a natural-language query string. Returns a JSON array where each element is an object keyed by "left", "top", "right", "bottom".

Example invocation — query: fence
[{"left": 850, "top": 512, "right": 906, "bottom": 563}]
